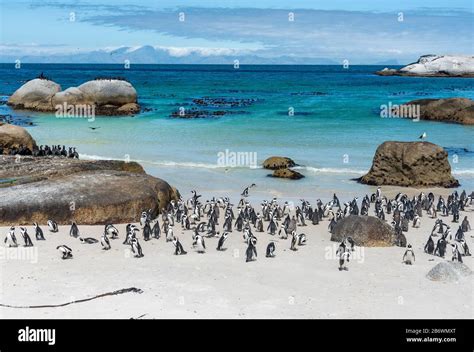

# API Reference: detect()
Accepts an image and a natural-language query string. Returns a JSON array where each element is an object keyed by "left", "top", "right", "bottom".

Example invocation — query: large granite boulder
[
  {"left": 263, "top": 156, "right": 297, "bottom": 170},
  {"left": 77, "top": 80, "right": 137, "bottom": 107},
  {"left": 0, "top": 123, "right": 37, "bottom": 153},
  {"left": 7, "top": 79, "right": 61, "bottom": 111},
  {"left": 397, "top": 98, "right": 474, "bottom": 125},
  {"left": 9, "top": 78, "right": 139, "bottom": 116},
  {"left": 359, "top": 141, "right": 459, "bottom": 188},
  {"left": 0, "top": 156, "right": 179, "bottom": 225},
  {"left": 376, "top": 55, "right": 474, "bottom": 77},
  {"left": 426, "top": 262, "right": 472, "bottom": 282},
  {"left": 331, "top": 215, "right": 397, "bottom": 247}
]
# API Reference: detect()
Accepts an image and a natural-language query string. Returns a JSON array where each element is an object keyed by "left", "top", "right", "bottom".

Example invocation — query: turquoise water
[{"left": 1, "top": 64, "right": 473, "bottom": 200}]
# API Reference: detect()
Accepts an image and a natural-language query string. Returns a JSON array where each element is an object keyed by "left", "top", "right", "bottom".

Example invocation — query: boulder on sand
[
  {"left": 7, "top": 78, "right": 61, "bottom": 111},
  {"left": 426, "top": 262, "right": 472, "bottom": 282},
  {"left": 331, "top": 215, "right": 397, "bottom": 247},
  {"left": 270, "top": 168, "right": 305, "bottom": 180},
  {"left": 398, "top": 98, "right": 474, "bottom": 125},
  {"left": 359, "top": 141, "right": 459, "bottom": 188},
  {"left": 263, "top": 156, "right": 297, "bottom": 170},
  {"left": 0, "top": 156, "right": 179, "bottom": 225},
  {"left": 0, "top": 123, "right": 37, "bottom": 153}
]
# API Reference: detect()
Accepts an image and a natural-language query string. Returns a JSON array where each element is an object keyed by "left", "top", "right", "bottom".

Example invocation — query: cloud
[
  {"left": 2, "top": 3, "right": 472, "bottom": 63},
  {"left": 79, "top": 7, "right": 473, "bottom": 61}
]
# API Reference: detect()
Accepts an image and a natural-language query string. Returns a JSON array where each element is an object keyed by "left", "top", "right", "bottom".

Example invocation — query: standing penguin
[
  {"left": 124, "top": 224, "right": 138, "bottom": 245},
  {"left": 70, "top": 221, "right": 79, "bottom": 238},
  {"left": 245, "top": 237, "right": 257, "bottom": 262},
  {"left": 402, "top": 244, "right": 415, "bottom": 265},
  {"left": 336, "top": 241, "right": 350, "bottom": 271},
  {"left": 140, "top": 210, "right": 150, "bottom": 228},
  {"left": 130, "top": 237, "right": 144, "bottom": 258},
  {"left": 424, "top": 235, "right": 435, "bottom": 255},
  {"left": 193, "top": 234, "right": 206, "bottom": 253},
  {"left": 173, "top": 237, "right": 187, "bottom": 255},
  {"left": 216, "top": 232, "right": 229, "bottom": 251},
  {"left": 166, "top": 226, "right": 175, "bottom": 242},
  {"left": 451, "top": 243, "right": 463, "bottom": 263},
  {"left": 47, "top": 219, "right": 58, "bottom": 233},
  {"left": 4, "top": 226, "right": 17, "bottom": 247},
  {"left": 19, "top": 227, "right": 33, "bottom": 247},
  {"left": 460, "top": 240, "right": 471, "bottom": 256},
  {"left": 143, "top": 221, "right": 151, "bottom": 241},
  {"left": 461, "top": 216, "right": 471, "bottom": 232},
  {"left": 412, "top": 215, "right": 421, "bottom": 228},
  {"left": 151, "top": 220, "right": 161, "bottom": 239},
  {"left": 255, "top": 214, "right": 264, "bottom": 232},
  {"left": 290, "top": 231, "right": 298, "bottom": 251},
  {"left": 33, "top": 222, "right": 45, "bottom": 240},
  {"left": 265, "top": 242, "right": 276, "bottom": 258},
  {"left": 101, "top": 232, "right": 111, "bottom": 250},
  {"left": 267, "top": 215, "right": 278, "bottom": 235},
  {"left": 434, "top": 237, "right": 447, "bottom": 258}
]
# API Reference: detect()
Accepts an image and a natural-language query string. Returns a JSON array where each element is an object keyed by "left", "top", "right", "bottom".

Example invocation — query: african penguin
[
  {"left": 19, "top": 227, "right": 33, "bottom": 247},
  {"left": 56, "top": 245, "right": 73, "bottom": 259},
  {"left": 33, "top": 222, "right": 45, "bottom": 240},
  {"left": 216, "top": 232, "right": 229, "bottom": 251},
  {"left": 130, "top": 237, "right": 144, "bottom": 258},
  {"left": 402, "top": 244, "right": 415, "bottom": 265},
  {"left": 47, "top": 219, "right": 58, "bottom": 233},
  {"left": 173, "top": 237, "right": 187, "bottom": 255},
  {"left": 266, "top": 242, "right": 276, "bottom": 258}
]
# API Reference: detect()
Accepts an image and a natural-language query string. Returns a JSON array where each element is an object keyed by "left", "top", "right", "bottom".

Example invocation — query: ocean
[{"left": 1, "top": 64, "right": 473, "bottom": 201}]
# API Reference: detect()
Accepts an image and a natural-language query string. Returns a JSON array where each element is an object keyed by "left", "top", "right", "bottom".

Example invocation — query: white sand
[{"left": 0, "top": 191, "right": 473, "bottom": 319}]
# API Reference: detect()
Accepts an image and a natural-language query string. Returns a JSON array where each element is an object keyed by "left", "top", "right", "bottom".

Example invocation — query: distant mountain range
[{"left": 0, "top": 45, "right": 369, "bottom": 65}]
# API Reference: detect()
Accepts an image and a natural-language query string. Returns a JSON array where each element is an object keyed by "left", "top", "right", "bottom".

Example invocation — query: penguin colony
[
  {"left": 3, "top": 188, "right": 473, "bottom": 270},
  {"left": 0, "top": 144, "right": 79, "bottom": 158}
]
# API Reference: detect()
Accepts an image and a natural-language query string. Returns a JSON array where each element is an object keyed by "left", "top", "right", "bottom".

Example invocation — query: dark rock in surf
[{"left": 358, "top": 141, "right": 459, "bottom": 188}]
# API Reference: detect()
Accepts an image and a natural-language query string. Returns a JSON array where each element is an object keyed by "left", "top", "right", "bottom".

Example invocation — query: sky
[{"left": 0, "top": 0, "right": 473, "bottom": 64}]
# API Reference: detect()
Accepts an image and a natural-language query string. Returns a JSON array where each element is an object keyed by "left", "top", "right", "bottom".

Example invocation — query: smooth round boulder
[
  {"left": 8, "top": 79, "right": 61, "bottom": 111},
  {"left": 77, "top": 79, "right": 137, "bottom": 106},
  {"left": 0, "top": 123, "right": 37, "bottom": 153},
  {"left": 426, "top": 262, "right": 472, "bottom": 282},
  {"left": 263, "top": 156, "right": 297, "bottom": 170},
  {"left": 52, "top": 87, "right": 89, "bottom": 107},
  {"left": 331, "top": 215, "right": 397, "bottom": 247}
]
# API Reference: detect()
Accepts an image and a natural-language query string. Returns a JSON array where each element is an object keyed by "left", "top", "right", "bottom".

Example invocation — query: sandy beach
[{"left": 1, "top": 189, "right": 472, "bottom": 319}]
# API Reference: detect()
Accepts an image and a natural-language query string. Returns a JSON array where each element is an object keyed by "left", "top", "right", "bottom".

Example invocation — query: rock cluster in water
[
  {"left": 262, "top": 156, "right": 304, "bottom": 180},
  {"left": 7, "top": 76, "right": 140, "bottom": 116},
  {"left": 170, "top": 96, "right": 259, "bottom": 118}
]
